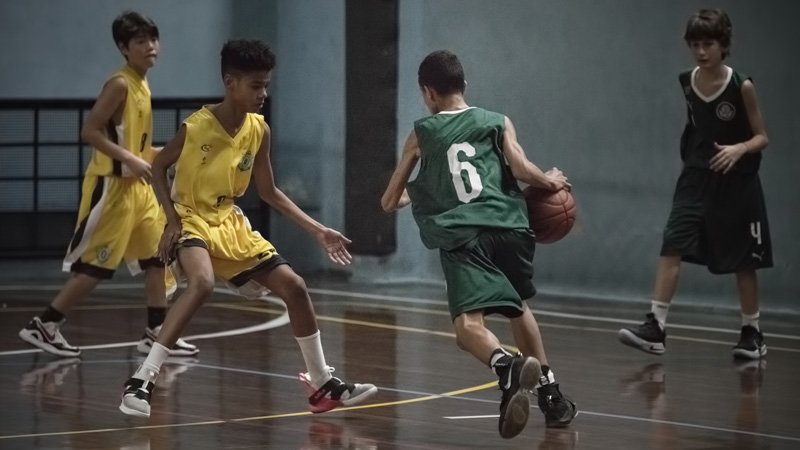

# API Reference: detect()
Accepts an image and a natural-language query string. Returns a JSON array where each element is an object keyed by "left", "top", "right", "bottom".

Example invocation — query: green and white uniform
[
  {"left": 408, "top": 107, "right": 535, "bottom": 319},
  {"left": 662, "top": 67, "right": 772, "bottom": 273}
]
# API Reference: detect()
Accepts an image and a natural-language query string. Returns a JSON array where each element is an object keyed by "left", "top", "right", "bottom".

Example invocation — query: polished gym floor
[{"left": 1, "top": 266, "right": 798, "bottom": 449}]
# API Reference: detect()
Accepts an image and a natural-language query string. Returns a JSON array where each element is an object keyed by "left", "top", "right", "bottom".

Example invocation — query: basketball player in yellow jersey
[
  {"left": 18, "top": 11, "right": 197, "bottom": 358},
  {"left": 119, "top": 39, "right": 376, "bottom": 418}
]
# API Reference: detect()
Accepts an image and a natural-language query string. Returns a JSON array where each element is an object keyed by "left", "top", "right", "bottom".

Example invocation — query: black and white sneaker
[
  {"left": 119, "top": 377, "right": 156, "bottom": 418},
  {"left": 536, "top": 383, "right": 578, "bottom": 428},
  {"left": 618, "top": 313, "right": 666, "bottom": 355},
  {"left": 18, "top": 317, "right": 81, "bottom": 357},
  {"left": 732, "top": 325, "right": 767, "bottom": 360},
  {"left": 137, "top": 325, "right": 199, "bottom": 357},
  {"left": 497, "top": 356, "right": 541, "bottom": 439}
]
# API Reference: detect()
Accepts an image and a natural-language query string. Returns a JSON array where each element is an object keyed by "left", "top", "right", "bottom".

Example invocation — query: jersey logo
[
  {"left": 97, "top": 246, "right": 111, "bottom": 263},
  {"left": 201, "top": 144, "right": 213, "bottom": 165},
  {"left": 716, "top": 101, "right": 736, "bottom": 121},
  {"left": 238, "top": 151, "right": 254, "bottom": 171}
]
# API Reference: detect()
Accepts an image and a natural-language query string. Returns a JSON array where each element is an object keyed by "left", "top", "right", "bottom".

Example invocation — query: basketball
[{"left": 524, "top": 187, "right": 576, "bottom": 244}]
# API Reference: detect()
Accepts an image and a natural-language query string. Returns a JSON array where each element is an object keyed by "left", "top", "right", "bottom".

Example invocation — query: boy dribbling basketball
[{"left": 381, "top": 50, "right": 577, "bottom": 439}]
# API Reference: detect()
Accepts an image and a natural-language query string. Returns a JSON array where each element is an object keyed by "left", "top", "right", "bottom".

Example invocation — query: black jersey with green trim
[{"left": 679, "top": 67, "right": 760, "bottom": 173}]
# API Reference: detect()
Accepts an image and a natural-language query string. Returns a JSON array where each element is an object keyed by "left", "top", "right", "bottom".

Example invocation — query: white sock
[
  {"left": 134, "top": 342, "right": 169, "bottom": 382},
  {"left": 296, "top": 330, "right": 331, "bottom": 387},
  {"left": 539, "top": 366, "right": 556, "bottom": 387},
  {"left": 742, "top": 312, "right": 760, "bottom": 331},
  {"left": 651, "top": 301, "right": 670, "bottom": 330}
]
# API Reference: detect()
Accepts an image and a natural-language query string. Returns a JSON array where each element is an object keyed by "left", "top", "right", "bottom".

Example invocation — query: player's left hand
[
  {"left": 710, "top": 142, "right": 746, "bottom": 174},
  {"left": 315, "top": 228, "right": 353, "bottom": 265}
]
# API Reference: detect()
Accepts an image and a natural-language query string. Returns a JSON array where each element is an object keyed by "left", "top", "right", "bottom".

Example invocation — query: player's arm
[
  {"left": 80, "top": 76, "right": 152, "bottom": 182},
  {"left": 381, "top": 130, "right": 419, "bottom": 212},
  {"left": 152, "top": 126, "right": 185, "bottom": 225},
  {"left": 151, "top": 125, "right": 186, "bottom": 262},
  {"left": 711, "top": 80, "right": 769, "bottom": 173},
  {"left": 252, "top": 123, "right": 352, "bottom": 265},
  {"left": 501, "top": 116, "right": 568, "bottom": 191}
]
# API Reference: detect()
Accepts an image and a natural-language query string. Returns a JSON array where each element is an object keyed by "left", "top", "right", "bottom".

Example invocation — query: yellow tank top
[
  {"left": 172, "top": 106, "right": 266, "bottom": 225},
  {"left": 85, "top": 65, "right": 153, "bottom": 177}
]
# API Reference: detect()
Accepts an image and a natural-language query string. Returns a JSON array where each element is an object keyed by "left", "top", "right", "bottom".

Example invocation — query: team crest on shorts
[
  {"left": 716, "top": 101, "right": 736, "bottom": 121},
  {"left": 238, "top": 151, "right": 254, "bottom": 171},
  {"left": 97, "top": 246, "right": 111, "bottom": 263}
]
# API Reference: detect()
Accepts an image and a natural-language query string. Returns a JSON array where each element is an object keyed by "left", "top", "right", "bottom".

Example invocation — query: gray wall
[
  {"left": 1, "top": 1, "right": 797, "bottom": 311},
  {"left": 352, "top": 0, "right": 800, "bottom": 311}
]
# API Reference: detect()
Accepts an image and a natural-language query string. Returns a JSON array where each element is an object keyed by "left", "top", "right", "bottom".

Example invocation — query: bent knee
[
  {"left": 187, "top": 274, "right": 215, "bottom": 297},
  {"left": 280, "top": 274, "right": 309, "bottom": 302}
]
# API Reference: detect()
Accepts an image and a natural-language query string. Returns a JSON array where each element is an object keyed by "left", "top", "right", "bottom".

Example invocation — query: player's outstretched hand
[
  {"left": 316, "top": 228, "right": 353, "bottom": 265},
  {"left": 159, "top": 222, "right": 182, "bottom": 264}
]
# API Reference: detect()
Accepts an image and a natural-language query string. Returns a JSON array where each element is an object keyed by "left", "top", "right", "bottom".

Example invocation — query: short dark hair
[
  {"left": 220, "top": 40, "right": 277, "bottom": 78},
  {"left": 684, "top": 8, "right": 732, "bottom": 58},
  {"left": 112, "top": 11, "right": 159, "bottom": 48},
  {"left": 418, "top": 50, "right": 465, "bottom": 95}
]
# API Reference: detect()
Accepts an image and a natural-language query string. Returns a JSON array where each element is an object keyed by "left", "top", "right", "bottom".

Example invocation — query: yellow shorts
[
  {"left": 63, "top": 175, "right": 165, "bottom": 279},
  {"left": 176, "top": 205, "right": 280, "bottom": 284}
]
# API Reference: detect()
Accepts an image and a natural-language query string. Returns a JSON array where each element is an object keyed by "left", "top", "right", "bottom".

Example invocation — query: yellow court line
[
  {"left": 229, "top": 381, "right": 498, "bottom": 422},
  {"left": 0, "top": 382, "right": 497, "bottom": 440}
]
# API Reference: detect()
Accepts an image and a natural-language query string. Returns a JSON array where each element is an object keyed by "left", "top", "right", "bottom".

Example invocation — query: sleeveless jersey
[
  {"left": 679, "top": 67, "right": 760, "bottom": 173},
  {"left": 85, "top": 65, "right": 153, "bottom": 177},
  {"left": 407, "top": 107, "right": 529, "bottom": 250},
  {"left": 171, "top": 106, "right": 266, "bottom": 226}
]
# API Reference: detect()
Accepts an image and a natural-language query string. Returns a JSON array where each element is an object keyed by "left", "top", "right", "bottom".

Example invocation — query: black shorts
[{"left": 661, "top": 168, "right": 772, "bottom": 274}]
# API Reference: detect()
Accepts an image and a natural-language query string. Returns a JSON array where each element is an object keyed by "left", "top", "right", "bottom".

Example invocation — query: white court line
[
  {"left": 444, "top": 412, "right": 800, "bottom": 443},
  {"left": 0, "top": 288, "right": 289, "bottom": 357},
  {"left": 307, "top": 287, "right": 800, "bottom": 341},
  {"left": 2, "top": 283, "right": 799, "bottom": 341}
]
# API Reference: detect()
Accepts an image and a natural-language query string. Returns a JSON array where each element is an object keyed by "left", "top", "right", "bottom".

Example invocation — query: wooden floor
[{"left": 1, "top": 273, "right": 799, "bottom": 449}]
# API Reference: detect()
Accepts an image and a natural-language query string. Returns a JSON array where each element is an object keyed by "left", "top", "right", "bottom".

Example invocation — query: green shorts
[
  {"left": 662, "top": 168, "right": 773, "bottom": 274},
  {"left": 439, "top": 228, "right": 536, "bottom": 321}
]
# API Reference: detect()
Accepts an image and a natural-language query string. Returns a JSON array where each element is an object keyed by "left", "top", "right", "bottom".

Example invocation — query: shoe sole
[
  {"left": 137, "top": 341, "right": 199, "bottom": 357},
  {"left": 18, "top": 330, "right": 81, "bottom": 358},
  {"left": 618, "top": 329, "right": 665, "bottom": 355},
  {"left": 119, "top": 401, "right": 150, "bottom": 418},
  {"left": 500, "top": 392, "right": 530, "bottom": 439},
  {"left": 499, "top": 358, "right": 541, "bottom": 439},
  {"left": 732, "top": 345, "right": 767, "bottom": 360}
]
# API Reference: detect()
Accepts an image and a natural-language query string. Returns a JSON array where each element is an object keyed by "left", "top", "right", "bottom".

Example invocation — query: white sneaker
[
  {"left": 119, "top": 376, "right": 156, "bottom": 418},
  {"left": 18, "top": 317, "right": 81, "bottom": 357},
  {"left": 137, "top": 325, "right": 199, "bottom": 357}
]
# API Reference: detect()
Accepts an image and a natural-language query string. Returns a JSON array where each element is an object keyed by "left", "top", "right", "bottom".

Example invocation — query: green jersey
[
  {"left": 679, "top": 67, "right": 760, "bottom": 173},
  {"left": 407, "top": 107, "right": 529, "bottom": 250}
]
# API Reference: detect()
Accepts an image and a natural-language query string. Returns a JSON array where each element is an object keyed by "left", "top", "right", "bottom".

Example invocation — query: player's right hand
[
  {"left": 159, "top": 222, "right": 182, "bottom": 264},
  {"left": 124, "top": 156, "right": 153, "bottom": 183},
  {"left": 545, "top": 167, "right": 571, "bottom": 191}
]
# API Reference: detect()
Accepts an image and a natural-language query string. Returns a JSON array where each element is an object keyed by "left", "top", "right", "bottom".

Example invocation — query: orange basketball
[{"left": 524, "top": 187, "right": 576, "bottom": 244}]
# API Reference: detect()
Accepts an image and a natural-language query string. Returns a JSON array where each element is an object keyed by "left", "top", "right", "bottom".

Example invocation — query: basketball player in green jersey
[
  {"left": 18, "top": 11, "right": 197, "bottom": 358},
  {"left": 619, "top": 9, "right": 772, "bottom": 360},
  {"left": 382, "top": 50, "right": 577, "bottom": 438},
  {"left": 119, "top": 40, "right": 376, "bottom": 418}
]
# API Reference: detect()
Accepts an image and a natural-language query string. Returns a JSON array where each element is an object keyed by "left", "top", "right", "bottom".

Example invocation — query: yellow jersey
[
  {"left": 85, "top": 65, "right": 153, "bottom": 177},
  {"left": 172, "top": 106, "right": 266, "bottom": 226}
]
